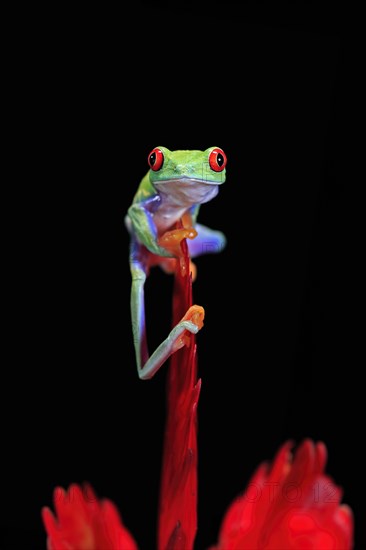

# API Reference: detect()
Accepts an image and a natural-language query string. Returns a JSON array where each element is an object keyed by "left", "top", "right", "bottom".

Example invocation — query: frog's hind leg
[{"left": 129, "top": 238, "right": 205, "bottom": 380}]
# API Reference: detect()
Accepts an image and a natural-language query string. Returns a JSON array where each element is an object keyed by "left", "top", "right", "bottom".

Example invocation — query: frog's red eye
[
  {"left": 208, "top": 148, "right": 227, "bottom": 172},
  {"left": 148, "top": 147, "right": 164, "bottom": 171}
]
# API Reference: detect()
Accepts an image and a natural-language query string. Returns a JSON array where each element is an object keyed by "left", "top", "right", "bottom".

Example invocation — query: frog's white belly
[
  {"left": 153, "top": 178, "right": 219, "bottom": 233},
  {"left": 153, "top": 204, "right": 189, "bottom": 233}
]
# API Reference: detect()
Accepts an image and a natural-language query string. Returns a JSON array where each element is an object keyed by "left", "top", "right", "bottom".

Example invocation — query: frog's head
[{"left": 147, "top": 146, "right": 227, "bottom": 205}]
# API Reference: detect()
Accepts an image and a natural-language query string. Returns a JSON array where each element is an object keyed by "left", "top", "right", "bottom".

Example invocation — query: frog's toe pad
[{"left": 181, "top": 305, "right": 205, "bottom": 331}]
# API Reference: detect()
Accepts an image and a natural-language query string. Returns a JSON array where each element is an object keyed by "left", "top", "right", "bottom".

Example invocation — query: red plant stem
[{"left": 158, "top": 232, "right": 201, "bottom": 550}]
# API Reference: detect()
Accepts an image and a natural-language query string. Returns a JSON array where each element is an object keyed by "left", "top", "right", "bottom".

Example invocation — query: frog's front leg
[
  {"left": 129, "top": 236, "right": 205, "bottom": 380},
  {"left": 127, "top": 199, "right": 173, "bottom": 258},
  {"left": 187, "top": 223, "right": 227, "bottom": 258}
]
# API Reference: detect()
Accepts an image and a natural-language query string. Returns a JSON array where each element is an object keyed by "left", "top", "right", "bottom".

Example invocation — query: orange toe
[{"left": 181, "top": 305, "right": 205, "bottom": 330}]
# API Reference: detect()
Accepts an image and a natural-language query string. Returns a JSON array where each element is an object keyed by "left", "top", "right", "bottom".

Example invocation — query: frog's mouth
[{"left": 154, "top": 177, "right": 220, "bottom": 206}]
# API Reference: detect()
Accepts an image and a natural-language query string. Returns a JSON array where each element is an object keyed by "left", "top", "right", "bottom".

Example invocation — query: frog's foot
[
  {"left": 158, "top": 227, "right": 197, "bottom": 257},
  {"left": 172, "top": 305, "right": 205, "bottom": 352}
]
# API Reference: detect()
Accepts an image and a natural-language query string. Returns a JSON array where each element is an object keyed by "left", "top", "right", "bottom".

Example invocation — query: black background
[{"left": 3, "top": 4, "right": 363, "bottom": 549}]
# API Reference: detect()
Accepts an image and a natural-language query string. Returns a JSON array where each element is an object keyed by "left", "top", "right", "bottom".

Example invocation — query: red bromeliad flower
[
  {"left": 42, "top": 235, "right": 354, "bottom": 549},
  {"left": 41, "top": 483, "right": 138, "bottom": 550},
  {"left": 210, "top": 439, "right": 353, "bottom": 550}
]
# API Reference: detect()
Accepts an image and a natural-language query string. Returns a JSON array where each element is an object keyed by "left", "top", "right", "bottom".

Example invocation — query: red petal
[
  {"left": 315, "top": 441, "right": 328, "bottom": 474},
  {"left": 100, "top": 499, "right": 139, "bottom": 550},
  {"left": 266, "top": 440, "right": 294, "bottom": 486},
  {"left": 286, "top": 439, "right": 317, "bottom": 488},
  {"left": 216, "top": 464, "right": 268, "bottom": 548},
  {"left": 42, "top": 483, "right": 138, "bottom": 550}
]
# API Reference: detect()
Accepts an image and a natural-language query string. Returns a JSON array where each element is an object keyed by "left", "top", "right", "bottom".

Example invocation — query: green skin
[{"left": 126, "top": 146, "right": 227, "bottom": 379}]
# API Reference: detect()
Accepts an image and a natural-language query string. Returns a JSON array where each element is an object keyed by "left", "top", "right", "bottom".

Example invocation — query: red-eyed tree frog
[{"left": 125, "top": 146, "right": 227, "bottom": 380}]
